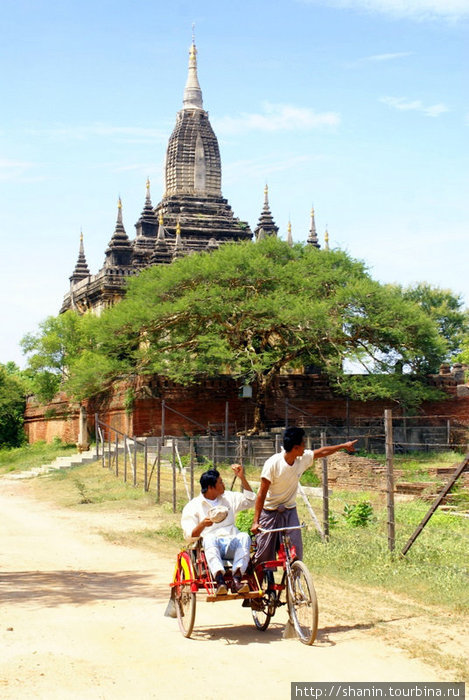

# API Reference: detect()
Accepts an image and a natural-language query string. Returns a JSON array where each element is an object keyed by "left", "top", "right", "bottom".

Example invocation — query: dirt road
[{"left": 0, "top": 479, "right": 464, "bottom": 699}]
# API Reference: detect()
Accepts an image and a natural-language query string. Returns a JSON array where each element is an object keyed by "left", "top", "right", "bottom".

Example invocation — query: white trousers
[{"left": 203, "top": 532, "right": 251, "bottom": 577}]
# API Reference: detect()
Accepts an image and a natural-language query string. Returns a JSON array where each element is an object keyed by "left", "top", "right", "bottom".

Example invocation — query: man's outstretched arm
[{"left": 313, "top": 439, "right": 357, "bottom": 460}]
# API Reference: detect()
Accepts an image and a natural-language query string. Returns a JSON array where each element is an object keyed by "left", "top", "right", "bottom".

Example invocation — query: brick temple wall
[{"left": 23, "top": 372, "right": 469, "bottom": 444}]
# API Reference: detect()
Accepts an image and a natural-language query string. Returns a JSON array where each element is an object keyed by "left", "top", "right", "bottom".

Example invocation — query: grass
[
  {"left": 300, "top": 489, "right": 469, "bottom": 613},
  {"left": 5, "top": 445, "right": 468, "bottom": 614},
  {"left": 0, "top": 440, "right": 77, "bottom": 476}
]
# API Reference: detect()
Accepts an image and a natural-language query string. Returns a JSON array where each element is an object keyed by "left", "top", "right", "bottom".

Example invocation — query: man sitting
[{"left": 181, "top": 465, "right": 255, "bottom": 595}]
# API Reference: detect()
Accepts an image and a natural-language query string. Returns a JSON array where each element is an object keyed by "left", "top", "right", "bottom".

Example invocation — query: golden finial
[
  {"left": 159, "top": 212, "right": 164, "bottom": 226},
  {"left": 146, "top": 178, "right": 150, "bottom": 190},
  {"left": 288, "top": 220, "right": 292, "bottom": 233},
  {"left": 325, "top": 228, "right": 330, "bottom": 250},
  {"left": 176, "top": 219, "right": 181, "bottom": 235},
  {"left": 311, "top": 207, "right": 315, "bottom": 218},
  {"left": 80, "top": 229, "right": 83, "bottom": 242},
  {"left": 118, "top": 197, "right": 122, "bottom": 209}
]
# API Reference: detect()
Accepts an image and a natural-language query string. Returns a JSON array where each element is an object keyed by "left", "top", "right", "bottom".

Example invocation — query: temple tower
[
  {"left": 133, "top": 179, "right": 159, "bottom": 268},
  {"left": 69, "top": 232, "right": 90, "bottom": 285},
  {"left": 307, "top": 207, "right": 320, "bottom": 249},
  {"left": 254, "top": 185, "right": 279, "bottom": 240},
  {"left": 155, "top": 39, "right": 252, "bottom": 249}
]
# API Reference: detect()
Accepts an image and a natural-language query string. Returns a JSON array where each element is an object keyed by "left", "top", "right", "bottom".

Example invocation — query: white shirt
[
  {"left": 181, "top": 489, "right": 256, "bottom": 542},
  {"left": 261, "top": 449, "right": 315, "bottom": 510}
]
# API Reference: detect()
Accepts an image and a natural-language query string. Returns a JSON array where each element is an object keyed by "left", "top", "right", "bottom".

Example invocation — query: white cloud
[
  {"left": 380, "top": 96, "right": 449, "bottom": 117},
  {"left": 213, "top": 103, "right": 340, "bottom": 135},
  {"left": 299, "top": 0, "right": 469, "bottom": 21},
  {"left": 0, "top": 158, "right": 35, "bottom": 181},
  {"left": 364, "top": 51, "right": 413, "bottom": 61}
]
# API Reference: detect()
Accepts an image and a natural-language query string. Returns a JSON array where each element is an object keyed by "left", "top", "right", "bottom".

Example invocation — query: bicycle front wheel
[
  {"left": 286, "top": 560, "right": 318, "bottom": 645},
  {"left": 175, "top": 562, "right": 196, "bottom": 638}
]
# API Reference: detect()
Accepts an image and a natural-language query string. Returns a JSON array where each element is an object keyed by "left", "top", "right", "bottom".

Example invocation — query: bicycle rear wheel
[
  {"left": 286, "top": 560, "right": 318, "bottom": 645},
  {"left": 251, "top": 573, "right": 275, "bottom": 631},
  {"left": 175, "top": 561, "right": 196, "bottom": 638}
]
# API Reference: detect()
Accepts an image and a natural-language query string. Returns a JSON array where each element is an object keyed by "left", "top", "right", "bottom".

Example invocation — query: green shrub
[
  {"left": 343, "top": 500, "right": 374, "bottom": 527},
  {"left": 236, "top": 509, "right": 254, "bottom": 536}
]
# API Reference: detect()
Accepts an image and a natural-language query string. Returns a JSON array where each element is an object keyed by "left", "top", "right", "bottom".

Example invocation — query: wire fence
[{"left": 95, "top": 411, "right": 469, "bottom": 558}]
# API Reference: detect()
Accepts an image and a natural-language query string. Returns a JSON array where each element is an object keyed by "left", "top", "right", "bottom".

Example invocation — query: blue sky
[{"left": 1, "top": 0, "right": 468, "bottom": 367}]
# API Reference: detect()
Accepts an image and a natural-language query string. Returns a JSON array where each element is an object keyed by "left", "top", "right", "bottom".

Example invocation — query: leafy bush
[
  {"left": 343, "top": 500, "right": 374, "bottom": 527},
  {"left": 236, "top": 509, "right": 255, "bottom": 536}
]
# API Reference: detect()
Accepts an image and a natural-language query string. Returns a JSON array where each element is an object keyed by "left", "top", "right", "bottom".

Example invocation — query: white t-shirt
[
  {"left": 261, "top": 449, "right": 315, "bottom": 510},
  {"left": 181, "top": 489, "right": 256, "bottom": 542}
]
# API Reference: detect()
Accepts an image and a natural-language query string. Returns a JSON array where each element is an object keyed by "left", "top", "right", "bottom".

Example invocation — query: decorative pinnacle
[
  {"left": 264, "top": 184, "right": 269, "bottom": 203},
  {"left": 117, "top": 197, "right": 123, "bottom": 225},
  {"left": 324, "top": 228, "right": 330, "bottom": 250},
  {"left": 176, "top": 219, "right": 181, "bottom": 236},
  {"left": 183, "top": 34, "right": 203, "bottom": 109},
  {"left": 159, "top": 211, "right": 164, "bottom": 226}
]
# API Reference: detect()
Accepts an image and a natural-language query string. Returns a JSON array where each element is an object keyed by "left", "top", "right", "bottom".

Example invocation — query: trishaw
[{"left": 169, "top": 524, "right": 318, "bottom": 645}]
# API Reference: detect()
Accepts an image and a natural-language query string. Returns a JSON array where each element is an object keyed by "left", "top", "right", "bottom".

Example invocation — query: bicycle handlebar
[{"left": 258, "top": 524, "right": 306, "bottom": 534}]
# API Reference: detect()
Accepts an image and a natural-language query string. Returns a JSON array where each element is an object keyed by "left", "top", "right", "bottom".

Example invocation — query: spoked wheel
[
  {"left": 175, "top": 561, "right": 196, "bottom": 638},
  {"left": 286, "top": 560, "right": 318, "bottom": 645},
  {"left": 251, "top": 573, "right": 276, "bottom": 632}
]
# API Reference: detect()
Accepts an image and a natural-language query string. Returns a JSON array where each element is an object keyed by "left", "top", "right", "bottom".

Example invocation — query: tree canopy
[
  {"left": 22, "top": 238, "right": 464, "bottom": 430},
  {"left": 0, "top": 362, "right": 27, "bottom": 448}
]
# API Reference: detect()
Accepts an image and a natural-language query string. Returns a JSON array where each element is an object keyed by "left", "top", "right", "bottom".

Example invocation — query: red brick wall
[{"left": 24, "top": 374, "right": 469, "bottom": 444}]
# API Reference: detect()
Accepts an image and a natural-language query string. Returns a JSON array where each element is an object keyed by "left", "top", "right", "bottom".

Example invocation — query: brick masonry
[{"left": 24, "top": 372, "right": 469, "bottom": 444}]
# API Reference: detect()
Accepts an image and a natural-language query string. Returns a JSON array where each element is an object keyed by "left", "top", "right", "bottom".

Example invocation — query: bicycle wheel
[
  {"left": 175, "top": 560, "right": 196, "bottom": 638},
  {"left": 251, "top": 572, "right": 276, "bottom": 632},
  {"left": 286, "top": 560, "right": 318, "bottom": 645}
]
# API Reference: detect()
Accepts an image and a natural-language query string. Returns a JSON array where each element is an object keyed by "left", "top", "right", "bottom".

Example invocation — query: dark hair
[
  {"left": 200, "top": 469, "right": 220, "bottom": 494},
  {"left": 283, "top": 427, "right": 305, "bottom": 452}
]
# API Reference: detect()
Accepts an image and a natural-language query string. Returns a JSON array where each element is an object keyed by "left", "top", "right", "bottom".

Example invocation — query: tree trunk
[{"left": 251, "top": 376, "right": 269, "bottom": 434}]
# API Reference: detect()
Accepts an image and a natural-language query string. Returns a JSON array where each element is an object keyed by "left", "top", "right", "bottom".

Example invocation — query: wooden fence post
[
  {"left": 190, "top": 438, "right": 194, "bottom": 499},
  {"left": 157, "top": 437, "right": 161, "bottom": 503},
  {"left": 95, "top": 414, "right": 99, "bottom": 460},
  {"left": 124, "top": 435, "right": 127, "bottom": 483},
  {"left": 385, "top": 409, "right": 395, "bottom": 553},
  {"left": 172, "top": 440, "right": 177, "bottom": 513},
  {"left": 321, "top": 431, "right": 330, "bottom": 541},
  {"left": 144, "top": 441, "right": 148, "bottom": 492}
]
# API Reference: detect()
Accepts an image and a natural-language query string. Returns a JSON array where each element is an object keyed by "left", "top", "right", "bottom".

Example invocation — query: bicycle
[
  {"left": 169, "top": 524, "right": 318, "bottom": 645},
  {"left": 251, "top": 524, "right": 318, "bottom": 645}
]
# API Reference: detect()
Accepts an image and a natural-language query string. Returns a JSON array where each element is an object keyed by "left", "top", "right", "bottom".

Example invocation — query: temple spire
[
  {"left": 104, "top": 198, "right": 132, "bottom": 268},
  {"left": 324, "top": 228, "right": 330, "bottom": 251},
  {"left": 70, "top": 230, "right": 90, "bottom": 284},
  {"left": 172, "top": 219, "right": 186, "bottom": 259},
  {"left": 183, "top": 36, "right": 203, "bottom": 110},
  {"left": 254, "top": 184, "right": 279, "bottom": 240},
  {"left": 286, "top": 220, "right": 293, "bottom": 247},
  {"left": 307, "top": 206, "right": 320, "bottom": 248}
]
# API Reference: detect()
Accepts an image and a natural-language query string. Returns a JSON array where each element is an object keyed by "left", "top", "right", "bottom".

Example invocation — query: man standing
[
  {"left": 252, "top": 427, "right": 357, "bottom": 564},
  {"left": 181, "top": 464, "right": 255, "bottom": 595}
]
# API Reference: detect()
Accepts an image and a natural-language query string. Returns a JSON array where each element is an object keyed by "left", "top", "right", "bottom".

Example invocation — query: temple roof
[
  {"left": 254, "top": 185, "right": 279, "bottom": 240},
  {"left": 69, "top": 231, "right": 90, "bottom": 284},
  {"left": 104, "top": 198, "right": 133, "bottom": 268},
  {"left": 307, "top": 207, "right": 320, "bottom": 249}
]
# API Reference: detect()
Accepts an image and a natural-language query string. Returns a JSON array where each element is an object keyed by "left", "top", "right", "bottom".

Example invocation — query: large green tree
[
  {"left": 23, "top": 239, "right": 456, "bottom": 430},
  {"left": 401, "top": 283, "right": 469, "bottom": 372},
  {"left": 0, "top": 362, "right": 27, "bottom": 447}
]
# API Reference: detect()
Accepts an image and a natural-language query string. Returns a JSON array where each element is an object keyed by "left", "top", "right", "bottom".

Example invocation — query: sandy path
[{"left": 0, "top": 480, "right": 455, "bottom": 699}]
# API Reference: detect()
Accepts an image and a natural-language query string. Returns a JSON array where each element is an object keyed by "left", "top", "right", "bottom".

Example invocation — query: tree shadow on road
[{"left": 0, "top": 570, "right": 170, "bottom": 606}]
